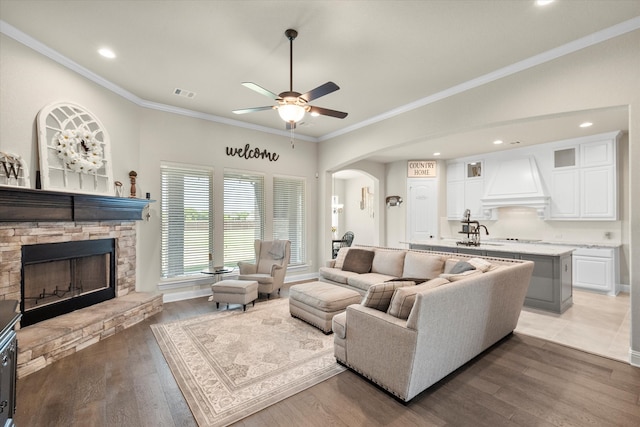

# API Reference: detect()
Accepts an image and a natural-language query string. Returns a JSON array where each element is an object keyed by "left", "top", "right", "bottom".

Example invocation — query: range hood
[{"left": 481, "top": 156, "right": 550, "bottom": 219}]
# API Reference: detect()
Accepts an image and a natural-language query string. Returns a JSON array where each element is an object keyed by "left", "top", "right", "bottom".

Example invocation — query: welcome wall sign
[
  {"left": 407, "top": 160, "right": 437, "bottom": 177},
  {"left": 226, "top": 144, "right": 279, "bottom": 162}
]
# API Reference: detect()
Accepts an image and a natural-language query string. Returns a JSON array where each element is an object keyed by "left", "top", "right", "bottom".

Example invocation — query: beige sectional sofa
[
  {"left": 326, "top": 246, "right": 534, "bottom": 402},
  {"left": 319, "top": 246, "right": 446, "bottom": 295}
]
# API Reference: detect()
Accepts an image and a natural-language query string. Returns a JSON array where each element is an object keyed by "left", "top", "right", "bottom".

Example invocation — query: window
[
  {"left": 273, "top": 176, "right": 306, "bottom": 266},
  {"left": 161, "top": 164, "right": 212, "bottom": 278},
  {"left": 223, "top": 171, "right": 265, "bottom": 266}
]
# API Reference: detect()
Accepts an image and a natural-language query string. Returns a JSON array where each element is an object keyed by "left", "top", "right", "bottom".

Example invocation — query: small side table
[{"left": 201, "top": 267, "right": 234, "bottom": 283}]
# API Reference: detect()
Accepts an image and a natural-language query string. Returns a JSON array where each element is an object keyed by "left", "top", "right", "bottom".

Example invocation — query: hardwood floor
[{"left": 15, "top": 286, "right": 640, "bottom": 427}]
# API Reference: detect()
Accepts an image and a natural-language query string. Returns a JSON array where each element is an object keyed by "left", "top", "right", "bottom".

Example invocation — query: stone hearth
[{"left": 0, "top": 187, "right": 161, "bottom": 377}]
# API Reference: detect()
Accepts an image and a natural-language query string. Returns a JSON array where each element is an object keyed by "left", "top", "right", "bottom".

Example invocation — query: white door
[{"left": 408, "top": 179, "right": 438, "bottom": 242}]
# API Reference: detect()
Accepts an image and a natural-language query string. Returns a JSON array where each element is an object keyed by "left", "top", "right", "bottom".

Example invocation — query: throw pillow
[
  {"left": 342, "top": 248, "right": 375, "bottom": 274},
  {"left": 467, "top": 257, "right": 493, "bottom": 272},
  {"left": 439, "top": 269, "right": 483, "bottom": 281},
  {"left": 361, "top": 281, "right": 415, "bottom": 311},
  {"left": 334, "top": 247, "right": 350, "bottom": 269},
  {"left": 387, "top": 278, "right": 449, "bottom": 319},
  {"left": 449, "top": 260, "right": 476, "bottom": 274}
]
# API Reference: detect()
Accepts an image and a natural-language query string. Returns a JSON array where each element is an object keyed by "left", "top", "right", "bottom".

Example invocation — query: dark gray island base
[{"left": 410, "top": 243, "right": 573, "bottom": 314}]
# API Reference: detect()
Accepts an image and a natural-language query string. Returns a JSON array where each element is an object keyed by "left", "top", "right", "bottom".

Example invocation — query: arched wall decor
[{"left": 36, "top": 101, "right": 114, "bottom": 195}]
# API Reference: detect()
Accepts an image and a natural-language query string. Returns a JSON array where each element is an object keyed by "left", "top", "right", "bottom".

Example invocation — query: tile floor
[{"left": 515, "top": 289, "right": 631, "bottom": 363}]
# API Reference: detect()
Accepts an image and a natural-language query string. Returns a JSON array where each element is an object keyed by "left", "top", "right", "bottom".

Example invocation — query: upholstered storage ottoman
[
  {"left": 211, "top": 279, "right": 259, "bottom": 311},
  {"left": 289, "top": 281, "right": 362, "bottom": 334}
]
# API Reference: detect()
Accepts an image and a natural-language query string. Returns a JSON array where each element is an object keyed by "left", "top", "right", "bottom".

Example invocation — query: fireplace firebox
[{"left": 20, "top": 239, "right": 116, "bottom": 327}]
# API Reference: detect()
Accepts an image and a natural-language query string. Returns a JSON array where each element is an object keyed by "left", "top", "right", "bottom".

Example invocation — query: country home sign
[
  {"left": 407, "top": 160, "right": 437, "bottom": 177},
  {"left": 226, "top": 143, "right": 279, "bottom": 162}
]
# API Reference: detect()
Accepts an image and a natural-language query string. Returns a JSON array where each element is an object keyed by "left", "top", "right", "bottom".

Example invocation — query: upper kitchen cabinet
[
  {"left": 549, "top": 132, "right": 620, "bottom": 220},
  {"left": 446, "top": 160, "right": 485, "bottom": 219}
]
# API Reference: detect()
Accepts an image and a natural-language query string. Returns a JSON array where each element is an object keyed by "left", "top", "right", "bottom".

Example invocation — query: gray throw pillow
[
  {"left": 450, "top": 261, "right": 476, "bottom": 274},
  {"left": 342, "top": 248, "right": 375, "bottom": 274}
]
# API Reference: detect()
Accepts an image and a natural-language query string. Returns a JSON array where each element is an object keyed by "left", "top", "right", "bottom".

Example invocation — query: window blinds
[
  {"left": 161, "top": 165, "right": 212, "bottom": 278},
  {"left": 273, "top": 176, "right": 306, "bottom": 265},
  {"left": 223, "top": 171, "right": 265, "bottom": 266}
]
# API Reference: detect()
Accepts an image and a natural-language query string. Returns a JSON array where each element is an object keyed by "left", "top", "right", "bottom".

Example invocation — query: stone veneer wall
[
  {"left": 0, "top": 220, "right": 163, "bottom": 377},
  {"left": 0, "top": 221, "right": 138, "bottom": 300}
]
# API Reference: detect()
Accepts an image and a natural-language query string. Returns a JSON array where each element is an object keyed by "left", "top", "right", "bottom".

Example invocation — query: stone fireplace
[
  {"left": 21, "top": 238, "right": 117, "bottom": 327},
  {"left": 0, "top": 187, "right": 162, "bottom": 377}
]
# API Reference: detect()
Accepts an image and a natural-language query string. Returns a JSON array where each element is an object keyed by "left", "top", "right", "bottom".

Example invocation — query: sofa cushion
[
  {"left": 334, "top": 247, "right": 350, "bottom": 269},
  {"left": 444, "top": 258, "right": 460, "bottom": 274},
  {"left": 342, "top": 248, "right": 375, "bottom": 274},
  {"left": 361, "top": 281, "right": 415, "bottom": 311},
  {"left": 402, "top": 251, "right": 445, "bottom": 279},
  {"left": 332, "top": 311, "right": 347, "bottom": 339},
  {"left": 387, "top": 277, "right": 450, "bottom": 319},
  {"left": 449, "top": 260, "right": 475, "bottom": 274},
  {"left": 371, "top": 249, "right": 406, "bottom": 277},
  {"left": 318, "top": 267, "right": 360, "bottom": 284},
  {"left": 347, "top": 273, "right": 397, "bottom": 292}
]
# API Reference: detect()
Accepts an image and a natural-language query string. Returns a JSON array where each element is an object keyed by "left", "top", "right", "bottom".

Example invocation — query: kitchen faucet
[{"left": 476, "top": 224, "right": 489, "bottom": 245}]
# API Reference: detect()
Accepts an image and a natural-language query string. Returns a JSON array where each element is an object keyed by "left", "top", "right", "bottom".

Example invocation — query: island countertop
[{"left": 406, "top": 239, "right": 576, "bottom": 257}]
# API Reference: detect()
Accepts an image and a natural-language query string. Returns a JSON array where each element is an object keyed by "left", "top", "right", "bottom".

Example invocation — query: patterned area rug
[{"left": 151, "top": 298, "right": 345, "bottom": 426}]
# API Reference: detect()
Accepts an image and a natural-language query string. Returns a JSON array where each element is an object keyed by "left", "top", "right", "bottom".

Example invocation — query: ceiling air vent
[{"left": 173, "top": 88, "right": 196, "bottom": 99}]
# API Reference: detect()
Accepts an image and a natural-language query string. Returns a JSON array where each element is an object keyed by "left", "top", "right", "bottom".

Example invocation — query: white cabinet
[
  {"left": 572, "top": 247, "right": 619, "bottom": 296},
  {"left": 581, "top": 166, "right": 615, "bottom": 218},
  {"left": 550, "top": 134, "right": 618, "bottom": 220},
  {"left": 550, "top": 168, "right": 579, "bottom": 218},
  {"left": 446, "top": 160, "right": 485, "bottom": 219}
]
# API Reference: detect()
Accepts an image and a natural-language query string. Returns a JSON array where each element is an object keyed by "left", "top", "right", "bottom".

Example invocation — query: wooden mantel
[{"left": 0, "top": 187, "right": 152, "bottom": 222}]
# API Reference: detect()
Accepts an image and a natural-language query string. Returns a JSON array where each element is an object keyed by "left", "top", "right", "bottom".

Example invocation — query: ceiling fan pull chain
[{"left": 290, "top": 127, "right": 295, "bottom": 149}]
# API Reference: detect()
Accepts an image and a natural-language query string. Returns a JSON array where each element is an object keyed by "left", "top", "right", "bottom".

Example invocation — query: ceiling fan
[{"left": 232, "top": 29, "right": 348, "bottom": 129}]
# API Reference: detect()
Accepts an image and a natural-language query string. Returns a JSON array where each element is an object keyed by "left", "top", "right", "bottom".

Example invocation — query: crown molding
[
  {"left": 3, "top": 17, "right": 639, "bottom": 144},
  {"left": 319, "top": 16, "right": 640, "bottom": 142}
]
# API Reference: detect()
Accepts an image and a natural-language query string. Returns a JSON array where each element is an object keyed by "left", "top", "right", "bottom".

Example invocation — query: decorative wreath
[{"left": 54, "top": 127, "right": 103, "bottom": 173}]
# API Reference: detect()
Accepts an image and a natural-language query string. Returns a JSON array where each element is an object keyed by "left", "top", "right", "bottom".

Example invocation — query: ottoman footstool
[
  {"left": 289, "top": 281, "right": 362, "bottom": 334},
  {"left": 211, "top": 279, "right": 259, "bottom": 311}
]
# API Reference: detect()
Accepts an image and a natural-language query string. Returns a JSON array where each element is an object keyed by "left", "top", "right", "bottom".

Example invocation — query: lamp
[{"left": 277, "top": 102, "right": 306, "bottom": 123}]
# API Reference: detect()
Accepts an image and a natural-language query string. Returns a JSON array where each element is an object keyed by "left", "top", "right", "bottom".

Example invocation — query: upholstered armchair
[{"left": 237, "top": 240, "right": 291, "bottom": 298}]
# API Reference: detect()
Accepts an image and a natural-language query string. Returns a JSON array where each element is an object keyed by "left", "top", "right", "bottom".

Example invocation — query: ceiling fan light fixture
[{"left": 278, "top": 103, "right": 306, "bottom": 123}]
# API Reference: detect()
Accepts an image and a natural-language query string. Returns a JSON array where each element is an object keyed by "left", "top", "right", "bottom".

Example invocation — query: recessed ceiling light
[
  {"left": 98, "top": 48, "right": 116, "bottom": 59},
  {"left": 310, "top": 112, "right": 320, "bottom": 117},
  {"left": 536, "top": 0, "right": 554, "bottom": 6},
  {"left": 580, "top": 122, "right": 593, "bottom": 128},
  {"left": 433, "top": 152, "right": 441, "bottom": 156},
  {"left": 493, "top": 140, "right": 504, "bottom": 145}
]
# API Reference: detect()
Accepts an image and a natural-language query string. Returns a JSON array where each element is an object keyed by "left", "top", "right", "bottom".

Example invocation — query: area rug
[{"left": 151, "top": 298, "right": 345, "bottom": 426}]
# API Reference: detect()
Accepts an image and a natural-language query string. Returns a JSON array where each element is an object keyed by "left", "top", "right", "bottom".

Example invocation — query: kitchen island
[{"left": 409, "top": 239, "right": 574, "bottom": 313}]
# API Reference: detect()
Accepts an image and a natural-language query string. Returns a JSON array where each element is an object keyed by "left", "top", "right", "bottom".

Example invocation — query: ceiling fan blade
[
  {"left": 300, "top": 82, "right": 340, "bottom": 102},
  {"left": 286, "top": 122, "right": 296, "bottom": 130},
  {"left": 309, "top": 106, "right": 348, "bottom": 119},
  {"left": 241, "top": 82, "right": 280, "bottom": 100},
  {"left": 232, "top": 106, "right": 274, "bottom": 115}
]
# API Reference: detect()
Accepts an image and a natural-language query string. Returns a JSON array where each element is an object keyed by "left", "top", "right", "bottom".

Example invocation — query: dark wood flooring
[{"left": 15, "top": 285, "right": 640, "bottom": 426}]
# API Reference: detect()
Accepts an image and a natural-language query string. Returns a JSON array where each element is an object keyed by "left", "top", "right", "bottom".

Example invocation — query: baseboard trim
[
  {"left": 162, "top": 288, "right": 212, "bottom": 303},
  {"left": 630, "top": 348, "right": 640, "bottom": 367},
  {"left": 161, "top": 272, "right": 320, "bottom": 303}
]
